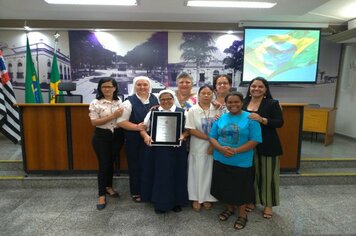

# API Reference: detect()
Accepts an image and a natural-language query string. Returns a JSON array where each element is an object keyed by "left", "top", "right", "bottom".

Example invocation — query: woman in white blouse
[{"left": 89, "top": 78, "right": 124, "bottom": 210}]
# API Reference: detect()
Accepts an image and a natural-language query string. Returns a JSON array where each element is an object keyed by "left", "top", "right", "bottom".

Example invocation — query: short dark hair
[
  {"left": 245, "top": 76, "right": 273, "bottom": 99},
  {"left": 176, "top": 72, "right": 193, "bottom": 82},
  {"left": 213, "top": 74, "right": 232, "bottom": 90},
  {"left": 225, "top": 91, "right": 244, "bottom": 103},
  {"left": 198, "top": 84, "right": 215, "bottom": 95},
  {"left": 96, "top": 77, "right": 119, "bottom": 100}
]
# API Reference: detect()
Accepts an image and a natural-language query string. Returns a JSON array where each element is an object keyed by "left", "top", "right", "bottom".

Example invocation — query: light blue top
[{"left": 209, "top": 111, "right": 262, "bottom": 167}]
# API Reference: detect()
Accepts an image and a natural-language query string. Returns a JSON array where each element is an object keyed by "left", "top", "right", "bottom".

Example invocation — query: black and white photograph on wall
[
  {"left": 0, "top": 30, "right": 341, "bottom": 106},
  {"left": 68, "top": 30, "right": 243, "bottom": 102}
]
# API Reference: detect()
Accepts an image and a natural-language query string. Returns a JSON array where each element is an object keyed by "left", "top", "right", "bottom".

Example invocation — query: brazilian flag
[
  {"left": 25, "top": 37, "right": 43, "bottom": 103},
  {"left": 245, "top": 30, "right": 319, "bottom": 80},
  {"left": 49, "top": 52, "right": 62, "bottom": 103}
]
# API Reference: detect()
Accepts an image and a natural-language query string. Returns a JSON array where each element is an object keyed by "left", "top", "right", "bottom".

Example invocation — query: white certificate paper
[{"left": 155, "top": 116, "right": 177, "bottom": 142}]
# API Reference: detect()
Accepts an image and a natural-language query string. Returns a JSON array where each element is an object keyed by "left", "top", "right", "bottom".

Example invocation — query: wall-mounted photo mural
[{"left": 0, "top": 29, "right": 341, "bottom": 106}]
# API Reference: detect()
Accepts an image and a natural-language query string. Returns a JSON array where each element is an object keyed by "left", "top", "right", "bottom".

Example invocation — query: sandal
[
  {"left": 263, "top": 207, "right": 273, "bottom": 219},
  {"left": 132, "top": 195, "right": 141, "bottom": 203},
  {"left": 263, "top": 212, "right": 273, "bottom": 219},
  {"left": 234, "top": 216, "right": 248, "bottom": 230},
  {"left": 218, "top": 209, "right": 234, "bottom": 221},
  {"left": 203, "top": 202, "right": 212, "bottom": 210},
  {"left": 106, "top": 188, "right": 120, "bottom": 198},
  {"left": 245, "top": 204, "right": 255, "bottom": 212},
  {"left": 192, "top": 201, "right": 201, "bottom": 212}
]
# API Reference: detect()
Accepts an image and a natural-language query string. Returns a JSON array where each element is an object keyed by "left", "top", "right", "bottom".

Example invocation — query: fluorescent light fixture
[
  {"left": 44, "top": 0, "right": 137, "bottom": 6},
  {"left": 24, "top": 26, "right": 32, "bottom": 31},
  {"left": 186, "top": 1, "right": 276, "bottom": 8}
]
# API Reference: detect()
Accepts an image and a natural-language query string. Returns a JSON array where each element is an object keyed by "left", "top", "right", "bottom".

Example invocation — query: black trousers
[
  {"left": 92, "top": 127, "right": 124, "bottom": 196},
  {"left": 125, "top": 131, "right": 145, "bottom": 196}
]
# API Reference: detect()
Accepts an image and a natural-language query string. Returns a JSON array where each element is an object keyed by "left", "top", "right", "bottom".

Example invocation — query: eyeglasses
[
  {"left": 101, "top": 86, "right": 115, "bottom": 89},
  {"left": 216, "top": 82, "right": 229, "bottom": 86}
]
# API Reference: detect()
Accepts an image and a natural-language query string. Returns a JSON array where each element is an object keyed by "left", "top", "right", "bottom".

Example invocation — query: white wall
[{"left": 335, "top": 44, "right": 356, "bottom": 138}]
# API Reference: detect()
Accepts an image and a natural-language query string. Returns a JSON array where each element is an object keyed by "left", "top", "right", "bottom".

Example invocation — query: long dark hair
[
  {"left": 245, "top": 76, "right": 273, "bottom": 99},
  {"left": 96, "top": 77, "right": 119, "bottom": 100}
]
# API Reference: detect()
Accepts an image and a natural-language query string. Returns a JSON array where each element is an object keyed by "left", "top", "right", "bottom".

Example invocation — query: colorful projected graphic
[{"left": 243, "top": 28, "right": 321, "bottom": 83}]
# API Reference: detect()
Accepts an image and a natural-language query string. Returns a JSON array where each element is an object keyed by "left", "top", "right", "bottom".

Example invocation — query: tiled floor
[
  {"left": 0, "top": 183, "right": 355, "bottom": 235},
  {"left": 1, "top": 133, "right": 356, "bottom": 235}
]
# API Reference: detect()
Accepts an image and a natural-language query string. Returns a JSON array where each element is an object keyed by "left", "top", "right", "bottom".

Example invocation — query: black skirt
[{"left": 211, "top": 160, "right": 254, "bottom": 206}]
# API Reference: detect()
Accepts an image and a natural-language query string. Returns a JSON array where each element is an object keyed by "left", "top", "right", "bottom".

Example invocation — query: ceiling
[{"left": 0, "top": 0, "right": 355, "bottom": 26}]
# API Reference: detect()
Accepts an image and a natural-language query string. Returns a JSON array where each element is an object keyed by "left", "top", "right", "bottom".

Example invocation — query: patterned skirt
[{"left": 254, "top": 154, "right": 280, "bottom": 207}]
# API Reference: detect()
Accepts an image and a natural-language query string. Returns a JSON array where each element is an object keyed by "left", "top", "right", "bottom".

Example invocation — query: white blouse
[{"left": 89, "top": 98, "right": 122, "bottom": 132}]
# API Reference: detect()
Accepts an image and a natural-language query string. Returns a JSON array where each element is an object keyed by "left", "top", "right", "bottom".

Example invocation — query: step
[
  {"left": 300, "top": 157, "right": 356, "bottom": 169},
  {"left": 0, "top": 160, "right": 23, "bottom": 171},
  {"left": 1, "top": 172, "right": 355, "bottom": 188},
  {"left": 0, "top": 174, "right": 127, "bottom": 188}
]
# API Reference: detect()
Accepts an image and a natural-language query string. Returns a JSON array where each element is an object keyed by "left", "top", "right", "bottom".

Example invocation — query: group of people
[{"left": 89, "top": 73, "right": 284, "bottom": 230}]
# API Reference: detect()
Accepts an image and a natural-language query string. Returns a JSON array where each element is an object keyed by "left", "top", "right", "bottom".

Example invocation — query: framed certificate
[{"left": 150, "top": 111, "right": 183, "bottom": 146}]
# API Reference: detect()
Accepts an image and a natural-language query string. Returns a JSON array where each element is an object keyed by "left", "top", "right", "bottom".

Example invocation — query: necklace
[{"left": 199, "top": 103, "right": 211, "bottom": 119}]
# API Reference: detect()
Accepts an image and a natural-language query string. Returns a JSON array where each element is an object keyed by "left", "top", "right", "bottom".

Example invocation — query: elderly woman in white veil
[
  {"left": 139, "top": 89, "right": 189, "bottom": 214},
  {"left": 117, "top": 76, "right": 159, "bottom": 202}
]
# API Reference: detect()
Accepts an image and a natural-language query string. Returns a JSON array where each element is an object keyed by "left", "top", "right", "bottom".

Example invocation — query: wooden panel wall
[{"left": 21, "top": 106, "right": 68, "bottom": 171}]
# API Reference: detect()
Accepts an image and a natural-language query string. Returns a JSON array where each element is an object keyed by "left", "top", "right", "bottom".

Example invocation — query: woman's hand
[
  {"left": 113, "top": 107, "right": 124, "bottom": 118},
  {"left": 249, "top": 112, "right": 262, "bottom": 122},
  {"left": 212, "top": 100, "right": 222, "bottom": 109},
  {"left": 136, "top": 122, "right": 147, "bottom": 131},
  {"left": 144, "top": 135, "right": 153, "bottom": 146},
  {"left": 219, "top": 146, "right": 235, "bottom": 157}
]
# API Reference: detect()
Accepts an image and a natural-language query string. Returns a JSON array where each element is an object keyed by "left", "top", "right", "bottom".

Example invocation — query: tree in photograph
[
  {"left": 125, "top": 32, "right": 168, "bottom": 74},
  {"left": 223, "top": 40, "right": 244, "bottom": 80},
  {"left": 179, "top": 33, "right": 218, "bottom": 85}
]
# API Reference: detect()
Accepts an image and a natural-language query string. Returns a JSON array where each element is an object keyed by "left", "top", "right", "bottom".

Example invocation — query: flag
[
  {"left": 48, "top": 52, "right": 61, "bottom": 103},
  {"left": 0, "top": 50, "right": 21, "bottom": 144},
  {"left": 25, "top": 37, "right": 43, "bottom": 103},
  {"left": 245, "top": 30, "right": 319, "bottom": 79}
]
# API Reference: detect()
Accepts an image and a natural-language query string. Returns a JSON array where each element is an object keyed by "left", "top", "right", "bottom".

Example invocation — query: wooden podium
[
  {"left": 278, "top": 103, "right": 306, "bottom": 171},
  {"left": 18, "top": 103, "right": 305, "bottom": 173},
  {"left": 17, "top": 104, "right": 127, "bottom": 173}
]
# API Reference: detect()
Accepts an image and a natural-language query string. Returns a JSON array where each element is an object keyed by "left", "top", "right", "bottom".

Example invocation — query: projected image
[{"left": 242, "top": 28, "right": 321, "bottom": 83}]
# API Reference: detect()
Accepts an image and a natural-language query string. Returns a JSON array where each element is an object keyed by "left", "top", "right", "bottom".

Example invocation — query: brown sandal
[
  {"left": 263, "top": 212, "right": 273, "bottom": 219},
  {"left": 263, "top": 207, "right": 273, "bottom": 219},
  {"left": 192, "top": 201, "right": 201, "bottom": 212},
  {"left": 219, "top": 209, "right": 234, "bottom": 221},
  {"left": 245, "top": 204, "right": 255, "bottom": 212},
  {"left": 234, "top": 216, "right": 248, "bottom": 230},
  {"left": 203, "top": 202, "right": 212, "bottom": 210}
]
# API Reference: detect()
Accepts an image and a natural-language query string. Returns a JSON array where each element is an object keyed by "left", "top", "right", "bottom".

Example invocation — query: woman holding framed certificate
[
  {"left": 140, "top": 89, "right": 189, "bottom": 214},
  {"left": 117, "top": 76, "right": 159, "bottom": 203}
]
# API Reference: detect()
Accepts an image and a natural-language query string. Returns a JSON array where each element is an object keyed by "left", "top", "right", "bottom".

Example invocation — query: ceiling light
[
  {"left": 44, "top": 0, "right": 137, "bottom": 6},
  {"left": 186, "top": 1, "right": 276, "bottom": 8}
]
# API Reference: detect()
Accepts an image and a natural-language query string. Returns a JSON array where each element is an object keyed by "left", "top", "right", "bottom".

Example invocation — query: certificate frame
[{"left": 150, "top": 111, "right": 183, "bottom": 146}]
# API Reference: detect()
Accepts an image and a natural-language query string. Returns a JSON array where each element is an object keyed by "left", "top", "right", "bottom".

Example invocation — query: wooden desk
[
  {"left": 303, "top": 107, "right": 336, "bottom": 146},
  {"left": 17, "top": 104, "right": 127, "bottom": 173},
  {"left": 18, "top": 103, "right": 305, "bottom": 173}
]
